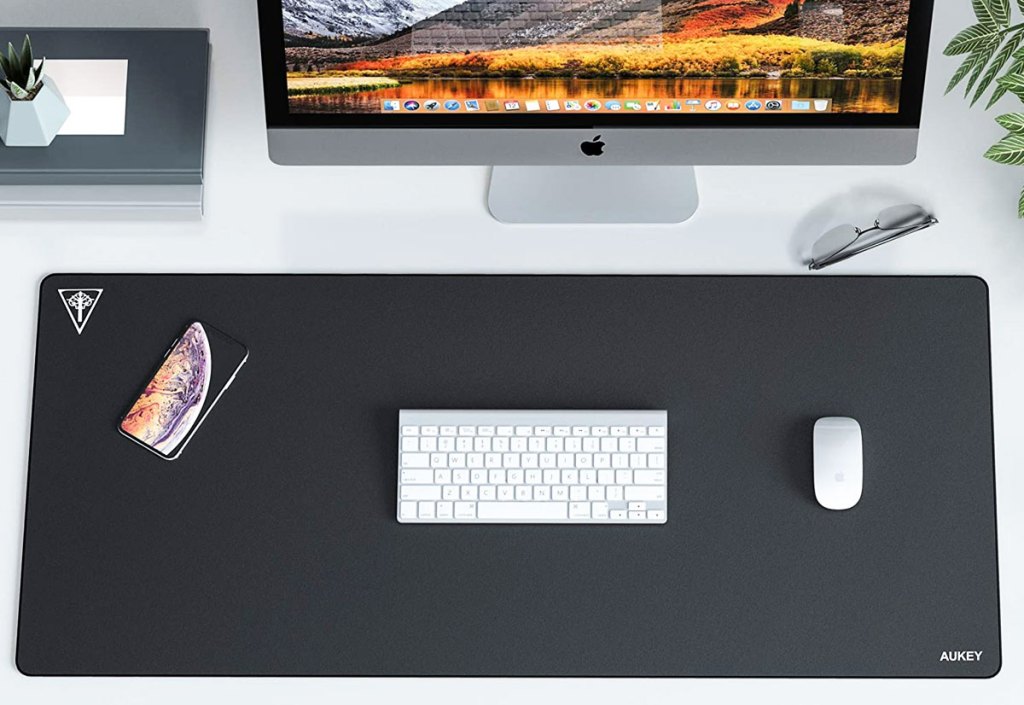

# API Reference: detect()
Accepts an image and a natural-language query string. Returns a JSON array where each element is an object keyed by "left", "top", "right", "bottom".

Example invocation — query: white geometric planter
[{"left": 0, "top": 76, "right": 71, "bottom": 147}]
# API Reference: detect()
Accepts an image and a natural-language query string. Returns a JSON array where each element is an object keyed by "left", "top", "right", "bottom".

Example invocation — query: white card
[{"left": 39, "top": 59, "right": 129, "bottom": 135}]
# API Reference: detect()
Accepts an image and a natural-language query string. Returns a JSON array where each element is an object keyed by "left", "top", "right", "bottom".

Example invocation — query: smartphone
[{"left": 119, "top": 321, "right": 249, "bottom": 460}]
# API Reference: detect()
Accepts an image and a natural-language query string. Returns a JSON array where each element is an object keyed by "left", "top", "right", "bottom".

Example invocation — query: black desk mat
[{"left": 18, "top": 275, "right": 1000, "bottom": 677}]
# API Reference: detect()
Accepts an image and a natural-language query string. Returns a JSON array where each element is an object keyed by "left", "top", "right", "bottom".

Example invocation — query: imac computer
[{"left": 258, "top": 0, "right": 934, "bottom": 223}]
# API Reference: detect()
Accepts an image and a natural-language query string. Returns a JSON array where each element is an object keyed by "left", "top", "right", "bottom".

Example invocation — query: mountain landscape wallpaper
[{"left": 282, "top": 0, "right": 911, "bottom": 114}]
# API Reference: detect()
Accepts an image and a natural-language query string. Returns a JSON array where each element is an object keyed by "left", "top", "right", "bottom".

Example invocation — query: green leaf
[
  {"left": 18, "top": 35, "right": 31, "bottom": 81},
  {"left": 997, "top": 72, "right": 1024, "bottom": 97},
  {"left": 988, "top": 57, "right": 1024, "bottom": 106},
  {"left": 974, "top": 31, "right": 1024, "bottom": 104},
  {"left": 966, "top": 38, "right": 1003, "bottom": 94},
  {"left": 9, "top": 82, "right": 28, "bottom": 99},
  {"left": 985, "top": 133, "right": 1024, "bottom": 164},
  {"left": 996, "top": 112, "right": 1024, "bottom": 132},
  {"left": 990, "top": 0, "right": 1012, "bottom": 26},
  {"left": 948, "top": 48, "right": 991, "bottom": 93},
  {"left": 946, "top": 24, "right": 1003, "bottom": 55},
  {"left": 1018, "top": 185, "right": 1024, "bottom": 218},
  {"left": 975, "top": 0, "right": 1000, "bottom": 29}
]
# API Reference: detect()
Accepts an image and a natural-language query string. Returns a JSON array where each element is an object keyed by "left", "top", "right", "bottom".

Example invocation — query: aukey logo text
[{"left": 939, "top": 651, "right": 983, "bottom": 662}]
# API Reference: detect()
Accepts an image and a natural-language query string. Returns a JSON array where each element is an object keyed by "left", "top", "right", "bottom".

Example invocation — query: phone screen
[{"left": 119, "top": 321, "right": 248, "bottom": 460}]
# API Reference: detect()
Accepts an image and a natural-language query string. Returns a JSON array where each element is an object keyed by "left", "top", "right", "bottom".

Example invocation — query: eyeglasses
[{"left": 809, "top": 204, "right": 939, "bottom": 271}]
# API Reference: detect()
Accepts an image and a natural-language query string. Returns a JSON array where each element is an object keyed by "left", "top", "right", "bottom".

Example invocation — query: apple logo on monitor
[{"left": 580, "top": 135, "right": 605, "bottom": 157}]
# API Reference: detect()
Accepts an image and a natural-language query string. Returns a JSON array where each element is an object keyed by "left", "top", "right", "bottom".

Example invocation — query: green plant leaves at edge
[
  {"left": 985, "top": 133, "right": 1024, "bottom": 164},
  {"left": 1018, "top": 185, "right": 1024, "bottom": 218},
  {"left": 973, "top": 31, "right": 1024, "bottom": 103},
  {"left": 975, "top": 0, "right": 1011, "bottom": 29},
  {"left": 946, "top": 24, "right": 1004, "bottom": 56},
  {"left": 996, "top": 112, "right": 1024, "bottom": 132}
]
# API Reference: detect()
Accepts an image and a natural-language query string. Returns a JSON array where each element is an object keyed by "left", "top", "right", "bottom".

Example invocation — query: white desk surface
[{"left": 1, "top": 1, "right": 1020, "bottom": 703}]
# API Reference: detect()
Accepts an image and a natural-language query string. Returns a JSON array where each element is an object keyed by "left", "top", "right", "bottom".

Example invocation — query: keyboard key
[
  {"left": 628, "top": 501, "right": 648, "bottom": 511},
  {"left": 402, "top": 454, "right": 430, "bottom": 469},
  {"left": 558, "top": 453, "right": 575, "bottom": 468},
  {"left": 442, "top": 485, "right": 459, "bottom": 500},
  {"left": 535, "top": 426, "right": 552, "bottom": 436},
  {"left": 601, "top": 438, "right": 618, "bottom": 453},
  {"left": 461, "top": 486, "right": 478, "bottom": 501},
  {"left": 470, "top": 469, "right": 486, "bottom": 484},
  {"left": 582, "top": 438, "right": 600, "bottom": 452},
  {"left": 561, "top": 469, "right": 579, "bottom": 484},
  {"left": 625, "top": 487, "right": 665, "bottom": 501},
  {"left": 546, "top": 437, "right": 564, "bottom": 453},
  {"left": 534, "top": 486, "right": 550, "bottom": 501},
  {"left": 594, "top": 453, "right": 611, "bottom": 468},
  {"left": 477, "top": 502, "right": 566, "bottom": 520},
  {"left": 436, "top": 501, "right": 453, "bottom": 518},
  {"left": 572, "top": 426, "right": 588, "bottom": 436},
  {"left": 400, "top": 501, "right": 417, "bottom": 518},
  {"left": 543, "top": 469, "right": 560, "bottom": 485},
  {"left": 441, "top": 426, "right": 457, "bottom": 436},
  {"left": 528, "top": 438, "right": 545, "bottom": 452},
  {"left": 552, "top": 485, "right": 568, "bottom": 500},
  {"left": 498, "top": 486, "right": 514, "bottom": 501},
  {"left": 489, "top": 469, "right": 506, "bottom": 485},
  {"left": 402, "top": 426, "right": 419, "bottom": 436},
  {"left": 619, "top": 438, "right": 637, "bottom": 453},
  {"left": 588, "top": 486, "right": 605, "bottom": 501},
  {"left": 628, "top": 510, "right": 646, "bottom": 520},
  {"left": 610, "top": 509, "right": 627, "bottom": 520},
  {"left": 648, "top": 454, "right": 666, "bottom": 469},
  {"left": 615, "top": 469, "right": 633, "bottom": 485},
  {"left": 525, "top": 469, "right": 542, "bottom": 484},
  {"left": 456, "top": 437, "right": 473, "bottom": 452},
  {"left": 467, "top": 453, "right": 484, "bottom": 468},
  {"left": 479, "top": 485, "right": 496, "bottom": 500},
  {"left": 611, "top": 426, "right": 627, "bottom": 436},
  {"left": 565, "top": 438, "right": 582, "bottom": 453},
  {"left": 592, "top": 502, "right": 609, "bottom": 519},
  {"left": 597, "top": 469, "right": 614, "bottom": 485},
  {"left": 577, "top": 454, "right": 593, "bottom": 469},
  {"left": 647, "top": 510, "right": 666, "bottom": 522},
  {"left": 453, "top": 469, "right": 469, "bottom": 484},
  {"left": 493, "top": 437, "right": 510, "bottom": 452},
  {"left": 503, "top": 453, "right": 520, "bottom": 468},
  {"left": 580, "top": 469, "right": 597, "bottom": 484},
  {"left": 401, "top": 437, "right": 419, "bottom": 452},
  {"left": 593, "top": 426, "right": 609, "bottom": 436},
  {"left": 401, "top": 486, "right": 442, "bottom": 500},
  {"left": 554, "top": 426, "right": 571, "bottom": 436},
  {"left": 430, "top": 453, "right": 447, "bottom": 468},
  {"left": 570, "top": 486, "right": 587, "bottom": 501},
  {"left": 474, "top": 437, "right": 491, "bottom": 452},
  {"left": 418, "top": 501, "right": 436, "bottom": 518},
  {"left": 634, "top": 470, "right": 665, "bottom": 485},
  {"left": 540, "top": 453, "right": 556, "bottom": 468},
  {"left": 612, "top": 454, "right": 629, "bottom": 469},
  {"left": 637, "top": 438, "right": 666, "bottom": 453},
  {"left": 434, "top": 469, "right": 451, "bottom": 484},
  {"left": 607, "top": 485, "right": 624, "bottom": 501},
  {"left": 449, "top": 453, "right": 466, "bottom": 468},
  {"left": 458, "top": 426, "right": 476, "bottom": 436},
  {"left": 630, "top": 426, "right": 647, "bottom": 436},
  {"left": 522, "top": 453, "right": 539, "bottom": 468},
  {"left": 454, "top": 502, "right": 476, "bottom": 518},
  {"left": 629, "top": 453, "right": 647, "bottom": 469},
  {"left": 420, "top": 437, "right": 438, "bottom": 452},
  {"left": 515, "top": 426, "right": 533, "bottom": 436},
  {"left": 485, "top": 453, "right": 501, "bottom": 468},
  {"left": 401, "top": 469, "right": 434, "bottom": 484},
  {"left": 478, "top": 426, "right": 495, "bottom": 436},
  {"left": 497, "top": 426, "right": 514, "bottom": 436},
  {"left": 510, "top": 437, "right": 527, "bottom": 452},
  {"left": 515, "top": 486, "right": 532, "bottom": 501},
  {"left": 649, "top": 426, "right": 665, "bottom": 436},
  {"left": 569, "top": 502, "right": 590, "bottom": 518},
  {"left": 508, "top": 469, "right": 524, "bottom": 484},
  {"left": 422, "top": 426, "right": 439, "bottom": 436}
]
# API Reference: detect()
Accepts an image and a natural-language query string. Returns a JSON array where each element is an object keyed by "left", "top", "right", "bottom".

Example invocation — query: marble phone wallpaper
[{"left": 120, "top": 321, "right": 212, "bottom": 457}]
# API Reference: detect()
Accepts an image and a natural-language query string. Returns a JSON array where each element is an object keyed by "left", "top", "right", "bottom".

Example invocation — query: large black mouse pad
[{"left": 18, "top": 275, "right": 1000, "bottom": 677}]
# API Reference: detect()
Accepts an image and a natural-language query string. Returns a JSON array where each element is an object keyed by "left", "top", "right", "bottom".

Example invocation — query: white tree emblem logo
[{"left": 58, "top": 288, "right": 104, "bottom": 334}]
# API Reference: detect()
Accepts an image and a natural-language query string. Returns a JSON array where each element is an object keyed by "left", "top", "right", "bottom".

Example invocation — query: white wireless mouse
[{"left": 813, "top": 417, "right": 863, "bottom": 511}]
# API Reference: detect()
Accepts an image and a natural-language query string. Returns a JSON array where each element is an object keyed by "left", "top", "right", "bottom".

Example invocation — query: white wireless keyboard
[{"left": 397, "top": 410, "right": 668, "bottom": 524}]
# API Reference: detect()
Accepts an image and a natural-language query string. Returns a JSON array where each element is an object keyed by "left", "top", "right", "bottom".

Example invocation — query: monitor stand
[{"left": 487, "top": 165, "right": 699, "bottom": 224}]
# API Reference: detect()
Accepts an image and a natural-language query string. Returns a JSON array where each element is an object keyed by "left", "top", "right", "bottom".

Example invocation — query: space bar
[{"left": 477, "top": 502, "right": 568, "bottom": 520}]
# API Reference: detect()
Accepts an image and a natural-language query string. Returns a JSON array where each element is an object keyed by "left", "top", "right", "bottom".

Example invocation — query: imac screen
[{"left": 280, "top": 1, "right": 913, "bottom": 116}]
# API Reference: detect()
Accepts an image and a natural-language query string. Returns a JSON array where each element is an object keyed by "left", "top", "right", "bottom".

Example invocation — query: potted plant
[{"left": 0, "top": 35, "right": 70, "bottom": 147}]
